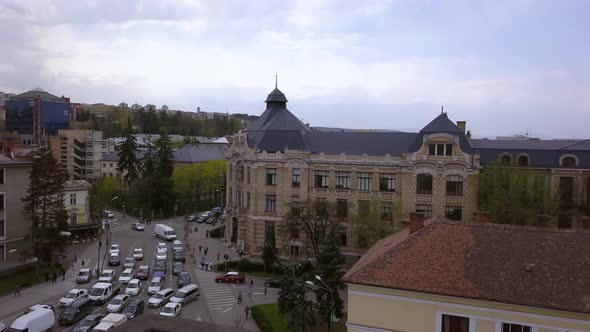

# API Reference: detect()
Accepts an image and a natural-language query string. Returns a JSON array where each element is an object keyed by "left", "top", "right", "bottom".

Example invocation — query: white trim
[
  {"left": 559, "top": 154, "right": 579, "bottom": 167},
  {"left": 348, "top": 290, "right": 590, "bottom": 327}
]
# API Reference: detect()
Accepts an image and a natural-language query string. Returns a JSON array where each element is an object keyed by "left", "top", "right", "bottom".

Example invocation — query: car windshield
[
  {"left": 173, "top": 290, "right": 186, "bottom": 298},
  {"left": 139, "top": 268, "right": 148, "bottom": 273},
  {"left": 126, "top": 258, "right": 134, "bottom": 262},
  {"left": 149, "top": 281, "right": 161, "bottom": 287},
  {"left": 153, "top": 293, "right": 164, "bottom": 299},
  {"left": 124, "top": 305, "right": 136, "bottom": 312},
  {"left": 61, "top": 311, "right": 75, "bottom": 319},
  {"left": 79, "top": 318, "right": 93, "bottom": 326},
  {"left": 89, "top": 288, "right": 104, "bottom": 296},
  {"left": 101, "top": 272, "right": 111, "bottom": 278},
  {"left": 165, "top": 231, "right": 175, "bottom": 235},
  {"left": 122, "top": 272, "right": 132, "bottom": 277},
  {"left": 78, "top": 271, "right": 89, "bottom": 276},
  {"left": 111, "top": 299, "right": 122, "bottom": 305},
  {"left": 162, "top": 306, "right": 174, "bottom": 313},
  {"left": 65, "top": 292, "right": 77, "bottom": 298}
]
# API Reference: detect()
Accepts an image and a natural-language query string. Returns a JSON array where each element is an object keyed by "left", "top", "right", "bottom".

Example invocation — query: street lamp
[{"left": 307, "top": 275, "right": 335, "bottom": 332}]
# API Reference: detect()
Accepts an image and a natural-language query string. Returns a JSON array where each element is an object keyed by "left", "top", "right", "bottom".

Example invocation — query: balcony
[
  {"left": 416, "top": 194, "right": 433, "bottom": 204},
  {"left": 446, "top": 196, "right": 463, "bottom": 205}
]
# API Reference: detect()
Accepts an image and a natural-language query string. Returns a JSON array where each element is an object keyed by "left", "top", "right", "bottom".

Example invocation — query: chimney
[
  {"left": 466, "top": 130, "right": 471, "bottom": 139},
  {"left": 456, "top": 121, "right": 466, "bottom": 133},
  {"left": 409, "top": 212, "right": 425, "bottom": 234}
]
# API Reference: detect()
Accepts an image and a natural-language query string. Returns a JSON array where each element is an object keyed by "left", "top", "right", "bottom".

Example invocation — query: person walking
[
  {"left": 52, "top": 272, "right": 57, "bottom": 283},
  {"left": 61, "top": 268, "right": 66, "bottom": 281},
  {"left": 205, "top": 230, "right": 209, "bottom": 238},
  {"left": 205, "top": 260, "right": 209, "bottom": 271},
  {"left": 198, "top": 245, "right": 203, "bottom": 254},
  {"left": 217, "top": 252, "right": 220, "bottom": 261},
  {"left": 244, "top": 306, "right": 250, "bottom": 319},
  {"left": 14, "top": 285, "right": 21, "bottom": 296},
  {"left": 237, "top": 291, "right": 243, "bottom": 304},
  {"left": 81, "top": 259, "right": 85, "bottom": 268},
  {"left": 204, "top": 246, "right": 208, "bottom": 256}
]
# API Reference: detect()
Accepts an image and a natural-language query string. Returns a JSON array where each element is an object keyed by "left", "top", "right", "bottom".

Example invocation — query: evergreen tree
[
  {"left": 21, "top": 145, "right": 69, "bottom": 261},
  {"left": 115, "top": 126, "right": 141, "bottom": 186},
  {"left": 277, "top": 271, "right": 316, "bottom": 332},
  {"left": 141, "top": 135, "right": 157, "bottom": 177},
  {"left": 155, "top": 132, "right": 175, "bottom": 177},
  {"left": 314, "top": 233, "right": 346, "bottom": 330}
]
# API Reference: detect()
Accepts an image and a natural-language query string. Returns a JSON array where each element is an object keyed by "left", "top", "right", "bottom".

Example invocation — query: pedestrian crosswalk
[
  {"left": 107, "top": 219, "right": 135, "bottom": 233},
  {"left": 194, "top": 269, "right": 237, "bottom": 311}
]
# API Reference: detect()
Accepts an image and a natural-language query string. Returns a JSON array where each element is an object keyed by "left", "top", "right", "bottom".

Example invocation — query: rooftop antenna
[
  {"left": 275, "top": 73, "right": 278, "bottom": 89},
  {"left": 441, "top": 105, "right": 444, "bottom": 114}
]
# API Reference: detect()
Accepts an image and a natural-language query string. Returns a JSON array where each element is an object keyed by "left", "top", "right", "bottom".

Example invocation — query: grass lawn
[
  {"left": 251, "top": 303, "right": 290, "bottom": 332},
  {"left": 0, "top": 264, "right": 62, "bottom": 296}
]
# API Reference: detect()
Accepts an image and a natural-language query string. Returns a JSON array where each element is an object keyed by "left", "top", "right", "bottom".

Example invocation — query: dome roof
[{"left": 265, "top": 88, "right": 288, "bottom": 103}]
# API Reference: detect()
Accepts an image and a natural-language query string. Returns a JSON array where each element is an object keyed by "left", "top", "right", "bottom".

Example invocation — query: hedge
[
  {"left": 209, "top": 225, "right": 225, "bottom": 238},
  {"left": 251, "top": 303, "right": 290, "bottom": 332}
]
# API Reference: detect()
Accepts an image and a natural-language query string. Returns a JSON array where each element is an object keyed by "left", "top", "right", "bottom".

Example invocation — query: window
[
  {"left": 110, "top": 163, "right": 113, "bottom": 168},
  {"left": 358, "top": 200, "right": 370, "bottom": 216},
  {"left": 264, "top": 221, "right": 275, "bottom": 245},
  {"left": 237, "top": 191, "right": 242, "bottom": 208},
  {"left": 292, "top": 168, "right": 300, "bottom": 187},
  {"left": 70, "top": 193, "right": 77, "bottom": 205},
  {"left": 290, "top": 245, "right": 300, "bottom": 257},
  {"left": 0, "top": 244, "right": 4, "bottom": 262},
  {"left": 446, "top": 175, "right": 463, "bottom": 196},
  {"left": 335, "top": 172, "right": 351, "bottom": 189},
  {"left": 70, "top": 213, "right": 77, "bottom": 225},
  {"left": 336, "top": 199, "right": 348, "bottom": 218},
  {"left": 416, "top": 204, "right": 432, "bottom": 218},
  {"left": 0, "top": 194, "right": 4, "bottom": 236},
  {"left": 502, "top": 323, "right": 531, "bottom": 332},
  {"left": 102, "top": 163, "right": 106, "bottom": 168},
  {"left": 379, "top": 173, "right": 396, "bottom": 192},
  {"left": 0, "top": 168, "right": 5, "bottom": 184},
  {"left": 517, "top": 155, "right": 529, "bottom": 166},
  {"left": 291, "top": 195, "right": 300, "bottom": 207},
  {"left": 381, "top": 204, "right": 393, "bottom": 221},
  {"left": 357, "top": 172, "right": 372, "bottom": 191},
  {"left": 290, "top": 225, "right": 300, "bottom": 239},
  {"left": 265, "top": 194, "right": 276, "bottom": 212},
  {"left": 562, "top": 156, "right": 577, "bottom": 168},
  {"left": 417, "top": 174, "right": 433, "bottom": 195},
  {"left": 315, "top": 198, "right": 327, "bottom": 217},
  {"left": 246, "top": 192, "right": 250, "bottom": 209},
  {"left": 445, "top": 206, "right": 462, "bottom": 221},
  {"left": 0, "top": 220, "right": 4, "bottom": 237},
  {"left": 314, "top": 170, "right": 329, "bottom": 188},
  {"left": 428, "top": 143, "right": 453, "bottom": 156},
  {"left": 247, "top": 167, "right": 251, "bottom": 184},
  {"left": 237, "top": 164, "right": 244, "bottom": 182},
  {"left": 337, "top": 225, "right": 347, "bottom": 247},
  {"left": 441, "top": 314, "right": 469, "bottom": 332},
  {"left": 500, "top": 155, "right": 512, "bottom": 165},
  {"left": 559, "top": 177, "right": 574, "bottom": 204},
  {"left": 266, "top": 168, "right": 277, "bottom": 186}
]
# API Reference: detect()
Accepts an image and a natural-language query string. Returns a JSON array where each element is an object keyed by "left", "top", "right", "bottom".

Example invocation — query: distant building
[
  {"left": 0, "top": 155, "right": 34, "bottom": 272},
  {"left": 131, "top": 103, "right": 142, "bottom": 111},
  {"left": 343, "top": 218, "right": 590, "bottom": 332},
  {"left": 161, "top": 105, "right": 169, "bottom": 112},
  {"left": 119, "top": 102, "right": 128, "bottom": 108},
  {"left": 174, "top": 144, "right": 227, "bottom": 166},
  {"left": 5, "top": 88, "right": 70, "bottom": 144},
  {"left": 62, "top": 180, "right": 92, "bottom": 232},
  {"left": 82, "top": 103, "right": 117, "bottom": 118},
  {"left": 145, "top": 104, "right": 156, "bottom": 111},
  {"left": 50, "top": 130, "right": 110, "bottom": 183}
]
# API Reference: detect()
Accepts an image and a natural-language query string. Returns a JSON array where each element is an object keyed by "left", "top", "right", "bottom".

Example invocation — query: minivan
[
  {"left": 169, "top": 284, "right": 199, "bottom": 304},
  {"left": 154, "top": 224, "right": 176, "bottom": 241},
  {"left": 58, "top": 298, "right": 93, "bottom": 325}
]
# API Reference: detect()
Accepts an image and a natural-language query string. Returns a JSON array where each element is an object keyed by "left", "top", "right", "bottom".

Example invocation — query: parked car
[
  {"left": 172, "top": 240, "right": 183, "bottom": 251},
  {"left": 154, "top": 261, "right": 166, "bottom": 273},
  {"left": 215, "top": 271, "right": 245, "bottom": 283},
  {"left": 147, "top": 277, "right": 164, "bottom": 295},
  {"left": 205, "top": 216, "right": 215, "bottom": 224},
  {"left": 106, "top": 294, "right": 130, "bottom": 313},
  {"left": 132, "top": 248, "right": 144, "bottom": 261},
  {"left": 104, "top": 210, "right": 114, "bottom": 219},
  {"left": 212, "top": 207, "right": 222, "bottom": 217},
  {"left": 59, "top": 288, "right": 89, "bottom": 307},
  {"left": 76, "top": 268, "right": 92, "bottom": 284},
  {"left": 122, "top": 299, "right": 145, "bottom": 319},
  {"left": 108, "top": 253, "right": 120, "bottom": 266},
  {"left": 73, "top": 313, "right": 104, "bottom": 332},
  {"left": 159, "top": 302, "right": 182, "bottom": 317},
  {"left": 118, "top": 268, "right": 134, "bottom": 285},
  {"left": 173, "top": 250, "right": 185, "bottom": 263},
  {"left": 264, "top": 277, "right": 282, "bottom": 288},
  {"left": 10, "top": 308, "right": 54, "bottom": 332},
  {"left": 173, "top": 262, "right": 183, "bottom": 275},
  {"left": 135, "top": 265, "right": 150, "bottom": 280},
  {"left": 169, "top": 284, "right": 199, "bottom": 304},
  {"left": 157, "top": 242, "right": 167, "bottom": 251},
  {"left": 148, "top": 288, "right": 174, "bottom": 308},
  {"left": 196, "top": 213, "right": 207, "bottom": 223},
  {"left": 131, "top": 223, "right": 144, "bottom": 231},
  {"left": 109, "top": 244, "right": 120, "bottom": 255},
  {"left": 58, "top": 298, "right": 93, "bottom": 325},
  {"left": 123, "top": 257, "right": 135, "bottom": 269},
  {"left": 125, "top": 279, "right": 142, "bottom": 296},
  {"left": 98, "top": 270, "right": 116, "bottom": 283},
  {"left": 177, "top": 272, "right": 191, "bottom": 288},
  {"left": 156, "top": 248, "right": 167, "bottom": 261},
  {"left": 188, "top": 215, "right": 197, "bottom": 222}
]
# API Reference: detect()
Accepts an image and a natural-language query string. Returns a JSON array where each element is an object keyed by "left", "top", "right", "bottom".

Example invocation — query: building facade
[
  {"left": 343, "top": 219, "right": 590, "bottom": 332},
  {"left": 224, "top": 87, "right": 480, "bottom": 260},
  {"left": 62, "top": 180, "right": 91, "bottom": 230},
  {"left": 0, "top": 155, "right": 34, "bottom": 272},
  {"left": 50, "top": 129, "right": 110, "bottom": 183}
]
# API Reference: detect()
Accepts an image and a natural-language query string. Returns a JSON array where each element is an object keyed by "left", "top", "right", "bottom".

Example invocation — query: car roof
[
  {"left": 159, "top": 288, "right": 173, "bottom": 293},
  {"left": 129, "top": 279, "right": 140, "bottom": 283},
  {"left": 68, "top": 288, "right": 83, "bottom": 292},
  {"left": 150, "top": 276, "right": 163, "bottom": 282},
  {"left": 122, "top": 268, "right": 133, "bottom": 273},
  {"left": 163, "top": 302, "right": 179, "bottom": 308},
  {"left": 79, "top": 268, "right": 91, "bottom": 272},
  {"left": 103, "top": 269, "right": 114, "bottom": 273},
  {"left": 139, "top": 265, "right": 149, "bottom": 269},
  {"left": 113, "top": 294, "right": 128, "bottom": 299},
  {"left": 134, "top": 248, "right": 143, "bottom": 251},
  {"left": 93, "top": 282, "right": 112, "bottom": 287},
  {"left": 226, "top": 271, "right": 239, "bottom": 275},
  {"left": 178, "top": 284, "right": 198, "bottom": 292},
  {"left": 129, "top": 299, "right": 144, "bottom": 305}
]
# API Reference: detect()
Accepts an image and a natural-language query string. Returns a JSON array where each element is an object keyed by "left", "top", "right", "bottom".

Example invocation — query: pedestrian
[
  {"left": 45, "top": 272, "right": 50, "bottom": 283},
  {"left": 52, "top": 272, "right": 57, "bottom": 283},
  {"left": 248, "top": 282, "right": 252, "bottom": 296},
  {"left": 15, "top": 284, "right": 21, "bottom": 296},
  {"left": 244, "top": 306, "right": 250, "bottom": 319},
  {"left": 74, "top": 255, "right": 77, "bottom": 263},
  {"left": 61, "top": 268, "right": 66, "bottom": 281},
  {"left": 206, "top": 230, "right": 209, "bottom": 238},
  {"left": 198, "top": 245, "right": 203, "bottom": 253},
  {"left": 204, "top": 247, "right": 208, "bottom": 256},
  {"left": 217, "top": 252, "right": 220, "bottom": 261},
  {"left": 205, "top": 261, "right": 209, "bottom": 271},
  {"left": 81, "top": 260, "right": 85, "bottom": 268},
  {"left": 210, "top": 261, "right": 214, "bottom": 271},
  {"left": 237, "top": 291, "right": 242, "bottom": 304}
]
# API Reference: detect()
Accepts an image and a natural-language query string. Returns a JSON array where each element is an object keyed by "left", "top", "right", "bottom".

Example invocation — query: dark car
[
  {"left": 173, "top": 250, "right": 185, "bottom": 263},
  {"left": 188, "top": 215, "right": 197, "bottom": 222},
  {"left": 154, "top": 261, "right": 166, "bottom": 273},
  {"left": 135, "top": 265, "right": 150, "bottom": 280},
  {"left": 173, "top": 262, "right": 183, "bottom": 275},
  {"left": 177, "top": 271, "right": 191, "bottom": 288},
  {"left": 122, "top": 299, "right": 145, "bottom": 319},
  {"left": 215, "top": 271, "right": 245, "bottom": 283},
  {"left": 205, "top": 217, "right": 216, "bottom": 224},
  {"left": 108, "top": 253, "right": 120, "bottom": 266},
  {"left": 58, "top": 298, "right": 93, "bottom": 326},
  {"left": 264, "top": 277, "right": 282, "bottom": 288},
  {"left": 73, "top": 313, "right": 104, "bottom": 332}
]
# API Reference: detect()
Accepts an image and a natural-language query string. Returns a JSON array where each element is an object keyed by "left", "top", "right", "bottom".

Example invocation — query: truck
[
  {"left": 91, "top": 313, "right": 127, "bottom": 332},
  {"left": 154, "top": 224, "right": 176, "bottom": 241},
  {"left": 88, "top": 282, "right": 121, "bottom": 305},
  {"left": 10, "top": 307, "right": 55, "bottom": 332}
]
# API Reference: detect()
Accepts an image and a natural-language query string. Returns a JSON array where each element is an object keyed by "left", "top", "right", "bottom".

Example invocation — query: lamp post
[{"left": 306, "top": 275, "right": 335, "bottom": 332}]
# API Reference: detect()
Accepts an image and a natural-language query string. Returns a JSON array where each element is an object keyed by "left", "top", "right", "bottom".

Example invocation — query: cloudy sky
[{"left": 1, "top": 0, "right": 589, "bottom": 138}]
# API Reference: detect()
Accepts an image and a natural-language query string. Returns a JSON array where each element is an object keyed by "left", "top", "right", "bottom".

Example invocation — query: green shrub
[
  {"left": 252, "top": 303, "right": 290, "bottom": 332},
  {"left": 209, "top": 226, "right": 225, "bottom": 238}
]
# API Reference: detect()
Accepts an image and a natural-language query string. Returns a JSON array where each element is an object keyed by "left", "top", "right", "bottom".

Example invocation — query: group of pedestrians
[{"left": 200, "top": 256, "right": 216, "bottom": 271}]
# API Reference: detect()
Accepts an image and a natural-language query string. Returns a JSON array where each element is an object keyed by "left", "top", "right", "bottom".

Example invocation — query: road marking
[{"left": 223, "top": 307, "right": 232, "bottom": 313}]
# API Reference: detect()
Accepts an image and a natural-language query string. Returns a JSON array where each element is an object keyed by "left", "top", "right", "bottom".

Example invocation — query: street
[{"left": 0, "top": 211, "right": 277, "bottom": 331}]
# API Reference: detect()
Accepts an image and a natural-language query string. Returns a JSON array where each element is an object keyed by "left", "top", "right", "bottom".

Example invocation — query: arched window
[
  {"left": 517, "top": 155, "right": 529, "bottom": 166},
  {"left": 416, "top": 173, "right": 433, "bottom": 195},
  {"left": 561, "top": 156, "right": 577, "bottom": 168},
  {"left": 500, "top": 154, "right": 512, "bottom": 166}
]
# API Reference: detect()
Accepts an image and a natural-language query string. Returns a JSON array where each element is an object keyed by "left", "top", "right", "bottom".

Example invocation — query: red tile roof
[{"left": 343, "top": 220, "right": 590, "bottom": 314}]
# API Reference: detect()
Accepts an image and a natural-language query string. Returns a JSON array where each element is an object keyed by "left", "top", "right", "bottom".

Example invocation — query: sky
[{"left": 0, "top": 0, "right": 589, "bottom": 138}]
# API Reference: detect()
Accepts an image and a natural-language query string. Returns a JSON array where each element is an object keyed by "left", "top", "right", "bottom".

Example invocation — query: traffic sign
[{"left": 192, "top": 248, "right": 196, "bottom": 253}]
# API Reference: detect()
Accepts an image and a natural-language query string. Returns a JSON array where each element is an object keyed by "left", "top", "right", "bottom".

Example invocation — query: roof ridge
[
  {"left": 441, "top": 220, "right": 590, "bottom": 234},
  {"left": 557, "top": 138, "right": 590, "bottom": 151}
]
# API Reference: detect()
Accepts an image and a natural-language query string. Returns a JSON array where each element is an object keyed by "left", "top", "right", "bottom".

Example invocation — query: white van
[
  {"left": 154, "top": 224, "right": 176, "bottom": 241},
  {"left": 169, "top": 284, "right": 199, "bottom": 304},
  {"left": 10, "top": 307, "right": 55, "bottom": 332}
]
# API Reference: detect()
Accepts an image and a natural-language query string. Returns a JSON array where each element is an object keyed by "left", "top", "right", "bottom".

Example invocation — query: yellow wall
[{"left": 346, "top": 284, "right": 590, "bottom": 332}]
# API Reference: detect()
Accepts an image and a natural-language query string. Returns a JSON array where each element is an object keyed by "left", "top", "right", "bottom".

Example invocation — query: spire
[
  {"left": 275, "top": 73, "right": 278, "bottom": 89},
  {"left": 441, "top": 105, "right": 444, "bottom": 114}
]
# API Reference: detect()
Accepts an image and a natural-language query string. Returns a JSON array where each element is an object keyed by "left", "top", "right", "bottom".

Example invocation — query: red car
[
  {"left": 215, "top": 271, "right": 245, "bottom": 283},
  {"left": 135, "top": 265, "right": 150, "bottom": 280}
]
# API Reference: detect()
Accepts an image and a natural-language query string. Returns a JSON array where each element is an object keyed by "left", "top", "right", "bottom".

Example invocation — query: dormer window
[
  {"left": 428, "top": 143, "right": 452, "bottom": 156},
  {"left": 561, "top": 156, "right": 577, "bottom": 168}
]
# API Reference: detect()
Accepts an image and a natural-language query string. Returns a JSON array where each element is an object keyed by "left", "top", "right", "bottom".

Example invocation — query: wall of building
[
  {"left": 346, "top": 284, "right": 590, "bottom": 332},
  {"left": 51, "top": 129, "right": 109, "bottom": 183},
  {"left": 63, "top": 188, "right": 89, "bottom": 226}
]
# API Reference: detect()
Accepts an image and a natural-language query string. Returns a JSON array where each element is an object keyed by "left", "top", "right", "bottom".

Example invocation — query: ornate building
[{"left": 225, "top": 87, "right": 481, "bottom": 261}]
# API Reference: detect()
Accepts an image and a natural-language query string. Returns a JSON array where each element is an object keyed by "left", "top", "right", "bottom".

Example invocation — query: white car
[
  {"left": 118, "top": 268, "right": 134, "bottom": 285},
  {"left": 107, "top": 294, "right": 130, "bottom": 313},
  {"left": 75, "top": 268, "right": 92, "bottom": 283},
  {"left": 147, "top": 277, "right": 163, "bottom": 295},
  {"left": 109, "top": 244, "right": 120, "bottom": 255},
  {"left": 159, "top": 302, "right": 181, "bottom": 317},
  {"left": 157, "top": 243, "right": 167, "bottom": 251},
  {"left": 99, "top": 270, "right": 116, "bottom": 282},
  {"left": 148, "top": 288, "right": 174, "bottom": 308},
  {"left": 132, "top": 248, "right": 144, "bottom": 261},
  {"left": 58, "top": 288, "right": 88, "bottom": 307},
  {"left": 155, "top": 248, "right": 167, "bottom": 261},
  {"left": 125, "top": 279, "right": 142, "bottom": 296},
  {"left": 123, "top": 257, "right": 135, "bottom": 269}
]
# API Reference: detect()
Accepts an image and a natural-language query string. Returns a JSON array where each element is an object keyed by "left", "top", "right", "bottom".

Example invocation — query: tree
[
  {"left": 21, "top": 145, "right": 69, "bottom": 262},
  {"left": 350, "top": 198, "right": 401, "bottom": 249},
  {"left": 277, "top": 271, "right": 316, "bottom": 332},
  {"left": 141, "top": 135, "right": 157, "bottom": 177},
  {"left": 115, "top": 126, "right": 141, "bottom": 186},
  {"left": 155, "top": 132, "right": 175, "bottom": 178},
  {"left": 285, "top": 200, "right": 339, "bottom": 259},
  {"left": 314, "top": 233, "right": 346, "bottom": 330}
]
